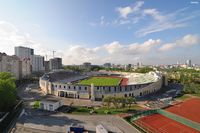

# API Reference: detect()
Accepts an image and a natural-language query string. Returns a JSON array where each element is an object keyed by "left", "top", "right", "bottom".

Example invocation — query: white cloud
[
  {"left": 117, "top": 6, "right": 133, "bottom": 18},
  {"left": 0, "top": 20, "right": 48, "bottom": 56},
  {"left": 159, "top": 34, "right": 199, "bottom": 51},
  {"left": 117, "top": 1, "right": 144, "bottom": 18},
  {"left": 143, "top": 8, "right": 166, "bottom": 22},
  {"left": 136, "top": 8, "right": 200, "bottom": 37},
  {"left": 159, "top": 43, "right": 176, "bottom": 51},
  {"left": 176, "top": 34, "right": 199, "bottom": 47},
  {"left": 63, "top": 39, "right": 161, "bottom": 65},
  {"left": 104, "top": 39, "right": 161, "bottom": 55}
]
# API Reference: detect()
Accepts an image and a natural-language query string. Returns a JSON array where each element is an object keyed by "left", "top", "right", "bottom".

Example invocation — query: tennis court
[
  {"left": 134, "top": 114, "right": 199, "bottom": 133},
  {"left": 165, "top": 98, "right": 200, "bottom": 123}
]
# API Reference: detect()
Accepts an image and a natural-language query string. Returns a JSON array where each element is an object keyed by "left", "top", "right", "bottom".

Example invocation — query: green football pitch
[{"left": 78, "top": 76, "right": 122, "bottom": 86}]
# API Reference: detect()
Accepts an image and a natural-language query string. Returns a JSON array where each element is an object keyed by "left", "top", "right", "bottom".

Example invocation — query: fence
[
  {"left": 0, "top": 100, "right": 23, "bottom": 133},
  {"left": 157, "top": 109, "right": 200, "bottom": 131},
  {"left": 130, "top": 109, "right": 158, "bottom": 121}
]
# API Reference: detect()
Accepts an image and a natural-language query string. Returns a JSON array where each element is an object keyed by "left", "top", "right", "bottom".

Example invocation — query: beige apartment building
[{"left": 0, "top": 52, "right": 31, "bottom": 80}]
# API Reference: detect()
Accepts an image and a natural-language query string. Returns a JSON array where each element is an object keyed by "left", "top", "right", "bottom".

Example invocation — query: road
[
  {"left": 13, "top": 82, "right": 140, "bottom": 133},
  {"left": 12, "top": 111, "right": 140, "bottom": 133}
]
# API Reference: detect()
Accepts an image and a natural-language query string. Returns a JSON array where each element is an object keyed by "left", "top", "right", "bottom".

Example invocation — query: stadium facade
[{"left": 39, "top": 70, "right": 165, "bottom": 101}]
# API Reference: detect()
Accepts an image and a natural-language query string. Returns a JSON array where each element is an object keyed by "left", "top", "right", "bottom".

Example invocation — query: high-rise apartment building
[
  {"left": 15, "top": 46, "right": 34, "bottom": 59},
  {"left": 15, "top": 46, "right": 45, "bottom": 72},
  {"left": 49, "top": 58, "right": 62, "bottom": 70},
  {"left": 186, "top": 60, "right": 192, "bottom": 67},
  {"left": 0, "top": 53, "right": 31, "bottom": 80},
  {"left": 31, "top": 55, "right": 45, "bottom": 72}
]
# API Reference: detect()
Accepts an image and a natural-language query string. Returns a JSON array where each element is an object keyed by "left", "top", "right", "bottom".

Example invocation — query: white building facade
[{"left": 40, "top": 71, "right": 165, "bottom": 101}]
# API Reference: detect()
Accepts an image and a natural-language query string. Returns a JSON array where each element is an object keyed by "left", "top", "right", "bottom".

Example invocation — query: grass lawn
[
  {"left": 78, "top": 76, "right": 122, "bottom": 86},
  {"left": 33, "top": 100, "right": 40, "bottom": 109},
  {"left": 70, "top": 105, "right": 142, "bottom": 115}
]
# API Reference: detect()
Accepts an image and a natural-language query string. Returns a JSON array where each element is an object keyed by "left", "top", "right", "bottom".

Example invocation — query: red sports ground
[{"left": 133, "top": 98, "right": 200, "bottom": 133}]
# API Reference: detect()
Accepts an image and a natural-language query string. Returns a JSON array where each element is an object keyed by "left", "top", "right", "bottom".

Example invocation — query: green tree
[
  {"left": 103, "top": 96, "right": 112, "bottom": 109},
  {"left": 126, "top": 97, "right": 136, "bottom": 109},
  {"left": 0, "top": 72, "right": 17, "bottom": 112}
]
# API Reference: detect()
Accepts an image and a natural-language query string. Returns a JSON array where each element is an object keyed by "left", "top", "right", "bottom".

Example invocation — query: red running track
[
  {"left": 165, "top": 98, "right": 200, "bottom": 123},
  {"left": 120, "top": 78, "right": 128, "bottom": 86},
  {"left": 135, "top": 114, "right": 199, "bottom": 133}
]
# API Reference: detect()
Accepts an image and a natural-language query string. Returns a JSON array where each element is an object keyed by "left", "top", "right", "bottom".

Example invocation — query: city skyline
[{"left": 0, "top": 0, "right": 200, "bottom": 65}]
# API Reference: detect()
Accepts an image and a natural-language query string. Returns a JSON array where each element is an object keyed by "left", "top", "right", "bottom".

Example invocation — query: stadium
[{"left": 39, "top": 70, "right": 164, "bottom": 101}]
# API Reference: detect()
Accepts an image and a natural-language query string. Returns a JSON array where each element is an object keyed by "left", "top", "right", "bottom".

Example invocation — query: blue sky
[{"left": 0, "top": 0, "right": 199, "bottom": 65}]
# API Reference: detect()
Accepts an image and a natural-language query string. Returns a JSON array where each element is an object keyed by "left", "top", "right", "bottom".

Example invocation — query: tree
[
  {"left": 0, "top": 72, "right": 17, "bottom": 112},
  {"left": 126, "top": 97, "right": 136, "bottom": 109},
  {"left": 103, "top": 96, "right": 112, "bottom": 109},
  {"left": 111, "top": 97, "right": 122, "bottom": 109}
]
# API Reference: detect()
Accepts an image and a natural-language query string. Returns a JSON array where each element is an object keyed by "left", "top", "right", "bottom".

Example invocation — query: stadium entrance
[{"left": 58, "top": 90, "right": 78, "bottom": 99}]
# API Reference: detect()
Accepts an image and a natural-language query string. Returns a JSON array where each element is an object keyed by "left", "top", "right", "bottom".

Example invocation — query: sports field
[
  {"left": 134, "top": 114, "right": 199, "bottom": 133},
  {"left": 165, "top": 98, "right": 200, "bottom": 123},
  {"left": 78, "top": 76, "right": 122, "bottom": 86}
]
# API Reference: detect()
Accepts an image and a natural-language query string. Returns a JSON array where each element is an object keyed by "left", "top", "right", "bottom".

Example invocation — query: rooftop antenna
[{"left": 53, "top": 50, "right": 56, "bottom": 58}]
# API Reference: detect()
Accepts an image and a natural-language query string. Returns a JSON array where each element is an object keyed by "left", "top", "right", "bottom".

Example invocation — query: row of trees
[
  {"left": 103, "top": 96, "right": 136, "bottom": 109},
  {"left": 182, "top": 83, "right": 200, "bottom": 94},
  {"left": 133, "top": 67, "right": 154, "bottom": 73},
  {"left": 0, "top": 72, "right": 17, "bottom": 112},
  {"left": 162, "top": 68, "right": 200, "bottom": 96},
  {"left": 161, "top": 68, "right": 200, "bottom": 84}
]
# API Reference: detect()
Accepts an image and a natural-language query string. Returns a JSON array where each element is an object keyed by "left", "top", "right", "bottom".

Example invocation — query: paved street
[
  {"left": 12, "top": 112, "right": 140, "bottom": 133},
  {"left": 13, "top": 82, "right": 140, "bottom": 133}
]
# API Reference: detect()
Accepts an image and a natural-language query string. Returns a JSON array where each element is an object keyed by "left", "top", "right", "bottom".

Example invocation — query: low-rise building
[{"left": 40, "top": 96, "right": 62, "bottom": 111}]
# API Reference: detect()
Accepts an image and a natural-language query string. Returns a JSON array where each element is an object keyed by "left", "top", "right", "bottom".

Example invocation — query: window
[
  {"left": 40, "top": 103, "right": 44, "bottom": 109},
  {"left": 114, "top": 87, "right": 116, "bottom": 92},
  {"left": 49, "top": 104, "right": 53, "bottom": 111},
  {"left": 103, "top": 87, "right": 105, "bottom": 90},
  {"left": 79, "top": 87, "right": 81, "bottom": 90},
  {"left": 59, "top": 85, "right": 61, "bottom": 88},
  {"left": 85, "top": 87, "right": 87, "bottom": 91},
  {"left": 108, "top": 87, "right": 111, "bottom": 92},
  {"left": 74, "top": 86, "right": 76, "bottom": 89},
  {"left": 97, "top": 86, "right": 99, "bottom": 90},
  {"left": 64, "top": 86, "right": 66, "bottom": 89},
  {"left": 68, "top": 86, "right": 70, "bottom": 89}
]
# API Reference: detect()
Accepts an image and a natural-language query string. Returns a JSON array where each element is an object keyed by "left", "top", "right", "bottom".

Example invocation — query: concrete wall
[{"left": 40, "top": 101, "right": 62, "bottom": 111}]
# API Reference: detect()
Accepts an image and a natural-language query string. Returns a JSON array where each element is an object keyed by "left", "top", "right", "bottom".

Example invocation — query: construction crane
[{"left": 53, "top": 50, "right": 56, "bottom": 58}]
